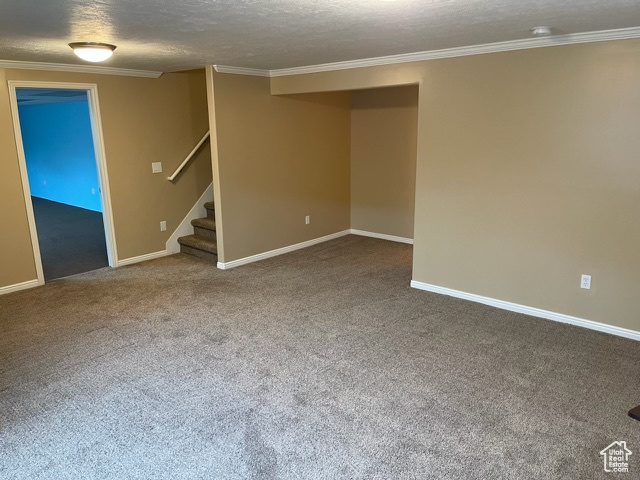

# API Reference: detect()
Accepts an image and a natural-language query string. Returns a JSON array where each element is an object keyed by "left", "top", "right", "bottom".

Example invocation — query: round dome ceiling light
[
  {"left": 531, "top": 26, "right": 552, "bottom": 37},
  {"left": 69, "top": 42, "right": 117, "bottom": 62}
]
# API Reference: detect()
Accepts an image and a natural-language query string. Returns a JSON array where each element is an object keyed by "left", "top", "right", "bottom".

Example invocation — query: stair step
[
  {"left": 191, "top": 217, "right": 215, "bottom": 231},
  {"left": 180, "top": 244, "right": 217, "bottom": 262},
  {"left": 178, "top": 234, "right": 217, "bottom": 254},
  {"left": 178, "top": 233, "right": 217, "bottom": 262},
  {"left": 204, "top": 202, "right": 215, "bottom": 219},
  {"left": 193, "top": 226, "right": 216, "bottom": 241},
  {"left": 191, "top": 217, "right": 216, "bottom": 240}
]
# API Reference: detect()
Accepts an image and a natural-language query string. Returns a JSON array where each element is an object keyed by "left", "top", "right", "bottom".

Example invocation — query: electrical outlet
[
  {"left": 152, "top": 162, "right": 163, "bottom": 174},
  {"left": 160, "top": 221, "right": 167, "bottom": 232},
  {"left": 305, "top": 215, "right": 310, "bottom": 225},
  {"left": 581, "top": 274, "right": 591, "bottom": 290},
  {"left": 91, "top": 188, "right": 96, "bottom": 195}
]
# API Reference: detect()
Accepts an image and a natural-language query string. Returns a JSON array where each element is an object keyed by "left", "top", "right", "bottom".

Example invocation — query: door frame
[{"left": 7, "top": 80, "right": 118, "bottom": 284}]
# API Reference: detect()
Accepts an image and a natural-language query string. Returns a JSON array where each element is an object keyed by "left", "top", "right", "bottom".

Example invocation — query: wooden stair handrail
[{"left": 167, "top": 131, "right": 210, "bottom": 182}]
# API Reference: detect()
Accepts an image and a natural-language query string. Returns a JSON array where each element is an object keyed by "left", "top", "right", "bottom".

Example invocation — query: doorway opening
[{"left": 9, "top": 82, "right": 117, "bottom": 283}]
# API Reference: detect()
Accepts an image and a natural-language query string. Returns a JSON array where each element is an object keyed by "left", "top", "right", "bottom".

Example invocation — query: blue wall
[{"left": 18, "top": 96, "right": 102, "bottom": 212}]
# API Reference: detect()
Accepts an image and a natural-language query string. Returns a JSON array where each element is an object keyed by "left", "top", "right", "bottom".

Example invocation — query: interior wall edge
[
  {"left": 116, "top": 250, "right": 170, "bottom": 267},
  {"left": 217, "top": 230, "right": 351, "bottom": 270},
  {"left": 350, "top": 229, "right": 413, "bottom": 245},
  {"left": 411, "top": 280, "right": 640, "bottom": 341},
  {"left": 0, "top": 279, "right": 41, "bottom": 296}
]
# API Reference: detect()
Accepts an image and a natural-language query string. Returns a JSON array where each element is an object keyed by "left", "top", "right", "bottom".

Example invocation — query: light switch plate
[{"left": 152, "top": 162, "right": 163, "bottom": 174}]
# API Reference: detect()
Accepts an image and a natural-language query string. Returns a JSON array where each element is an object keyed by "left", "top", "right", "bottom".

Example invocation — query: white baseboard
[
  {"left": 410, "top": 280, "right": 640, "bottom": 341},
  {"left": 217, "top": 230, "right": 351, "bottom": 270},
  {"left": 166, "top": 182, "right": 214, "bottom": 254},
  {"left": 350, "top": 229, "right": 413, "bottom": 244},
  {"left": 0, "top": 279, "right": 41, "bottom": 295},
  {"left": 117, "top": 250, "right": 170, "bottom": 267}
]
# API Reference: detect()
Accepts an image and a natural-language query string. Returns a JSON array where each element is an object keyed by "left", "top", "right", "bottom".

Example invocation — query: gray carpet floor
[
  {"left": 0, "top": 235, "right": 638, "bottom": 479},
  {"left": 31, "top": 197, "right": 108, "bottom": 281}
]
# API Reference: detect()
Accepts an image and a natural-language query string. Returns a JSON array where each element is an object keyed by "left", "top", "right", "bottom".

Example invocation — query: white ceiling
[{"left": 1, "top": 0, "right": 640, "bottom": 73}]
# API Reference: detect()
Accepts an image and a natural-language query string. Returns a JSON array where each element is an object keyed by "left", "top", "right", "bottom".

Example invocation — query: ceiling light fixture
[
  {"left": 531, "top": 26, "right": 552, "bottom": 37},
  {"left": 69, "top": 42, "right": 117, "bottom": 62}
]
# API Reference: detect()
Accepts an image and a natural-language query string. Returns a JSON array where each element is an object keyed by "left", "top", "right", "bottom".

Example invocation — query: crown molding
[
  {"left": 7, "top": 25, "right": 637, "bottom": 80},
  {"left": 214, "top": 65, "right": 270, "bottom": 77},
  {"left": 271, "top": 26, "right": 640, "bottom": 77},
  {"left": 0, "top": 59, "right": 163, "bottom": 78},
  {"left": 213, "top": 26, "right": 640, "bottom": 79}
]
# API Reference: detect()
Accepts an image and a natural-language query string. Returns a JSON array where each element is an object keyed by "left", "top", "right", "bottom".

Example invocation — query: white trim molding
[
  {"left": 350, "top": 229, "right": 413, "bottom": 245},
  {"left": 117, "top": 250, "right": 170, "bottom": 267},
  {"left": 0, "top": 279, "right": 41, "bottom": 296},
  {"left": 85, "top": 83, "right": 119, "bottom": 268},
  {"left": 214, "top": 65, "right": 271, "bottom": 77},
  {"left": 166, "top": 182, "right": 214, "bottom": 254},
  {"left": 212, "top": 26, "right": 640, "bottom": 78},
  {"left": 0, "top": 59, "right": 162, "bottom": 78},
  {"left": 270, "top": 26, "right": 640, "bottom": 77},
  {"left": 217, "top": 230, "right": 350, "bottom": 270},
  {"left": 410, "top": 280, "right": 640, "bottom": 341},
  {"left": 7, "top": 83, "right": 46, "bottom": 284}
]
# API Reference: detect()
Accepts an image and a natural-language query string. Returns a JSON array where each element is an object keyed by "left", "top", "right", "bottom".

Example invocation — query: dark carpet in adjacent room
[
  {"left": 0, "top": 236, "right": 637, "bottom": 479},
  {"left": 31, "top": 196, "right": 108, "bottom": 280}
]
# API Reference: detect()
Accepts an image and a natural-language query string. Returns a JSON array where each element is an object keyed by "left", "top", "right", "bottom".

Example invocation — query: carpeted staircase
[{"left": 177, "top": 201, "right": 217, "bottom": 261}]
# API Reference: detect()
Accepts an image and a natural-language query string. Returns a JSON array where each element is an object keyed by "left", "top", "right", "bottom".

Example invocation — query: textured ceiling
[{"left": 1, "top": 0, "right": 639, "bottom": 73}]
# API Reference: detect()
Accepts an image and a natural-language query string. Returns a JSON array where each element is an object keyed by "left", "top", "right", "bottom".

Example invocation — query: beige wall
[
  {"left": 211, "top": 72, "right": 351, "bottom": 262},
  {"left": 0, "top": 69, "right": 38, "bottom": 287},
  {"left": 271, "top": 39, "right": 640, "bottom": 332},
  {"left": 0, "top": 68, "right": 211, "bottom": 288},
  {"left": 351, "top": 86, "right": 418, "bottom": 239}
]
